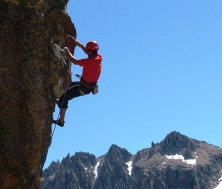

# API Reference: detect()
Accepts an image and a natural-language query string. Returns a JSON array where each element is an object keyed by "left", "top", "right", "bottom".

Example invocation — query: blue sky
[{"left": 44, "top": 1, "right": 222, "bottom": 169}]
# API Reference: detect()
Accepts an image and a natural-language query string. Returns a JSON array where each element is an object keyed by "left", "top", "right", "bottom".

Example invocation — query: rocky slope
[
  {"left": 40, "top": 131, "right": 222, "bottom": 189},
  {"left": 0, "top": 0, "right": 76, "bottom": 188}
]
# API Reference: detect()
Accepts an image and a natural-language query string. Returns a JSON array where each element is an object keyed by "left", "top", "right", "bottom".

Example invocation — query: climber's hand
[
  {"left": 66, "top": 33, "right": 75, "bottom": 41},
  {"left": 63, "top": 47, "right": 70, "bottom": 54},
  {"left": 75, "top": 40, "right": 82, "bottom": 47},
  {"left": 63, "top": 47, "right": 78, "bottom": 64}
]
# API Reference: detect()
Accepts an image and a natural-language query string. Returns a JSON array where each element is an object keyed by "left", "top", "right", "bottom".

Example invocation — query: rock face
[
  {"left": 0, "top": 0, "right": 76, "bottom": 188},
  {"left": 40, "top": 132, "right": 222, "bottom": 189}
]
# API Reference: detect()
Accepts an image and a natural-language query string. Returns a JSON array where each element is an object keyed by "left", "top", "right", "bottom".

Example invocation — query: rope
[
  {"left": 30, "top": 48, "right": 72, "bottom": 189},
  {"left": 51, "top": 48, "right": 72, "bottom": 136},
  {"left": 51, "top": 77, "right": 71, "bottom": 136}
]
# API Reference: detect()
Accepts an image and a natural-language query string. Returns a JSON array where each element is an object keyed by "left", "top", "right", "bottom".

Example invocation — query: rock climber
[{"left": 53, "top": 35, "right": 102, "bottom": 127}]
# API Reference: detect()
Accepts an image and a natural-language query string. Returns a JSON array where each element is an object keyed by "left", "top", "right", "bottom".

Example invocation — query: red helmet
[{"left": 86, "top": 41, "right": 99, "bottom": 50}]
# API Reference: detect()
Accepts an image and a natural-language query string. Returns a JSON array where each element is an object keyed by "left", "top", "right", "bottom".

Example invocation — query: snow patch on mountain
[
  {"left": 165, "top": 154, "right": 196, "bottom": 165},
  {"left": 126, "top": 161, "right": 132, "bottom": 175},
  {"left": 214, "top": 176, "right": 222, "bottom": 189},
  {"left": 94, "top": 161, "right": 100, "bottom": 178}
]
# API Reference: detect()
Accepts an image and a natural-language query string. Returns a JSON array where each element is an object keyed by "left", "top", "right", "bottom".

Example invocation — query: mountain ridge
[{"left": 40, "top": 131, "right": 222, "bottom": 189}]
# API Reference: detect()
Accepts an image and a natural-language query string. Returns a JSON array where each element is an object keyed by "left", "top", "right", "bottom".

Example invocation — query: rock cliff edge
[{"left": 0, "top": 0, "right": 76, "bottom": 188}]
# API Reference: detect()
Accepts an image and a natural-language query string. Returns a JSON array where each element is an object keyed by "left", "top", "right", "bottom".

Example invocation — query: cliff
[
  {"left": 40, "top": 131, "right": 222, "bottom": 189},
  {"left": 0, "top": 0, "right": 76, "bottom": 188}
]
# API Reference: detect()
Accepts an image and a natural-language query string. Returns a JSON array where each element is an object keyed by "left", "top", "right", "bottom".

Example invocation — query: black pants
[{"left": 58, "top": 82, "right": 92, "bottom": 109}]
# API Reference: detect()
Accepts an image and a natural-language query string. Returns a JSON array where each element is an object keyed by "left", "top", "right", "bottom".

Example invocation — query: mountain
[{"left": 40, "top": 131, "right": 222, "bottom": 189}]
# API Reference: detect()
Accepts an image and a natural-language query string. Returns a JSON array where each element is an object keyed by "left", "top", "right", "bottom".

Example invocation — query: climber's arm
[
  {"left": 64, "top": 47, "right": 79, "bottom": 65},
  {"left": 75, "top": 40, "right": 88, "bottom": 55},
  {"left": 66, "top": 34, "right": 88, "bottom": 55}
]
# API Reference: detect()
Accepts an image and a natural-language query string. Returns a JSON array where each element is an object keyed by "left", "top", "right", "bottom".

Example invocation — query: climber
[{"left": 53, "top": 35, "right": 102, "bottom": 127}]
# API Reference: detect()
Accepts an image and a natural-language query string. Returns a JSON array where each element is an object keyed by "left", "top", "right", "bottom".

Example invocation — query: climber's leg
[
  {"left": 53, "top": 84, "right": 82, "bottom": 126},
  {"left": 58, "top": 108, "right": 66, "bottom": 123},
  {"left": 58, "top": 83, "right": 82, "bottom": 108}
]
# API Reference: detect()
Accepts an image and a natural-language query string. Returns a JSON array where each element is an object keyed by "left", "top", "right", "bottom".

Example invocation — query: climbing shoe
[{"left": 53, "top": 120, "right": 65, "bottom": 127}]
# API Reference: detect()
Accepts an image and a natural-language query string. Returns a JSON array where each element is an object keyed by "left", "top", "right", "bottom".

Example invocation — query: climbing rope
[
  {"left": 51, "top": 77, "right": 71, "bottom": 136},
  {"left": 51, "top": 48, "right": 73, "bottom": 136},
  {"left": 30, "top": 47, "right": 72, "bottom": 189}
]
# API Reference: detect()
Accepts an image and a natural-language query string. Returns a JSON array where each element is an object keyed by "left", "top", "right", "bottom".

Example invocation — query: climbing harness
[{"left": 70, "top": 73, "right": 98, "bottom": 95}]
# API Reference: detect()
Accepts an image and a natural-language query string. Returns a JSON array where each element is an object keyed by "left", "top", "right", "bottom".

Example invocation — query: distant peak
[
  {"left": 106, "top": 144, "right": 132, "bottom": 163},
  {"left": 108, "top": 144, "right": 122, "bottom": 151},
  {"left": 159, "top": 131, "right": 196, "bottom": 158},
  {"left": 163, "top": 131, "right": 191, "bottom": 144}
]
